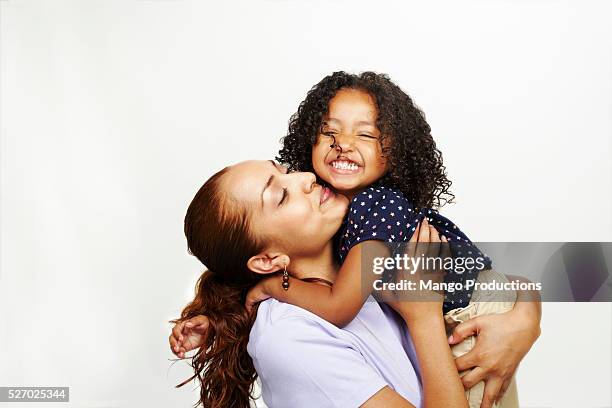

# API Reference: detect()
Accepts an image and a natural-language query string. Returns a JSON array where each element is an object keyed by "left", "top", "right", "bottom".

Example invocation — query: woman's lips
[{"left": 320, "top": 186, "right": 333, "bottom": 205}]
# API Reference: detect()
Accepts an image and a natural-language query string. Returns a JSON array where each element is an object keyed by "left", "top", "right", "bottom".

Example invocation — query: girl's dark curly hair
[{"left": 277, "top": 71, "right": 454, "bottom": 209}]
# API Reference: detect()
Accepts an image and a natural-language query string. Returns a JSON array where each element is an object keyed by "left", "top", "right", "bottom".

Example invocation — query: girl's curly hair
[{"left": 277, "top": 71, "right": 454, "bottom": 209}]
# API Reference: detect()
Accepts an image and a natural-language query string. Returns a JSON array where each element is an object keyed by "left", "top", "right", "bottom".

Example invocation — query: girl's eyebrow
[
  {"left": 325, "top": 118, "right": 375, "bottom": 127},
  {"left": 356, "top": 120, "right": 376, "bottom": 126},
  {"left": 323, "top": 118, "right": 341, "bottom": 125}
]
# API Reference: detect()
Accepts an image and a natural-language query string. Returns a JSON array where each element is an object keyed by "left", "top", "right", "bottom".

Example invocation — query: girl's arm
[
  {"left": 245, "top": 218, "right": 440, "bottom": 327},
  {"left": 248, "top": 239, "right": 388, "bottom": 327}
]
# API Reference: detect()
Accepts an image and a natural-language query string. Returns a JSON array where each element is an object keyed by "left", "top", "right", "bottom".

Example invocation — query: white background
[{"left": 1, "top": 1, "right": 611, "bottom": 407}]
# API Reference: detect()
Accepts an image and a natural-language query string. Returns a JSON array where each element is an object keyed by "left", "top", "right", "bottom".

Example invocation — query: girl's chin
[
  {"left": 328, "top": 181, "right": 361, "bottom": 195},
  {"left": 325, "top": 175, "right": 361, "bottom": 191}
]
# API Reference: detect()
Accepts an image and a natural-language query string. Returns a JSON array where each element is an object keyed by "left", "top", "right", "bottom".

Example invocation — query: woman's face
[
  {"left": 312, "top": 88, "right": 388, "bottom": 199},
  {"left": 222, "top": 160, "right": 349, "bottom": 257}
]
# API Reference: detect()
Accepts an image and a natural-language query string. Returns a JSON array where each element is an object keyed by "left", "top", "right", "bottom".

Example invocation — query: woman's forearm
[
  {"left": 508, "top": 274, "right": 542, "bottom": 335},
  {"left": 402, "top": 313, "right": 468, "bottom": 408}
]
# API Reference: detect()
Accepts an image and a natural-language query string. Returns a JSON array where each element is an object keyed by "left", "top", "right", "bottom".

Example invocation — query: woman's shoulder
[
  {"left": 248, "top": 299, "right": 334, "bottom": 355},
  {"left": 248, "top": 299, "right": 403, "bottom": 408},
  {"left": 248, "top": 297, "right": 386, "bottom": 361}
]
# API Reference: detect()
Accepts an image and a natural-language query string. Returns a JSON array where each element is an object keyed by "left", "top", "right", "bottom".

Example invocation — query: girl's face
[
  {"left": 312, "top": 88, "right": 388, "bottom": 199},
  {"left": 222, "top": 160, "right": 349, "bottom": 257}
]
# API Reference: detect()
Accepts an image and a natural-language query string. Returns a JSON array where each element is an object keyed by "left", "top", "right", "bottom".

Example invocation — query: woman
[{"left": 170, "top": 160, "right": 540, "bottom": 407}]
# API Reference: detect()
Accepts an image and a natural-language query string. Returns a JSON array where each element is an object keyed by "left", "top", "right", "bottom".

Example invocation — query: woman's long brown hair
[{"left": 172, "top": 167, "right": 266, "bottom": 407}]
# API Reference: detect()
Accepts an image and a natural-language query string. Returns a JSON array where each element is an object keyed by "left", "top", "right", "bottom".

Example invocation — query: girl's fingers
[
  {"left": 427, "top": 224, "right": 442, "bottom": 258},
  {"left": 409, "top": 221, "right": 421, "bottom": 242},
  {"left": 172, "top": 321, "right": 185, "bottom": 343},
  {"left": 169, "top": 335, "right": 180, "bottom": 355},
  {"left": 418, "top": 218, "right": 430, "bottom": 241},
  {"left": 407, "top": 221, "right": 421, "bottom": 258},
  {"left": 415, "top": 218, "right": 430, "bottom": 260},
  {"left": 429, "top": 225, "right": 440, "bottom": 243},
  {"left": 440, "top": 235, "right": 451, "bottom": 259},
  {"left": 189, "top": 315, "right": 210, "bottom": 328},
  {"left": 181, "top": 323, "right": 193, "bottom": 339}
]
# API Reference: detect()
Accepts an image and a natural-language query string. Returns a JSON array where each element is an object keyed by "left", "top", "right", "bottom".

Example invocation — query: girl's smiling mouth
[{"left": 329, "top": 159, "right": 362, "bottom": 175}]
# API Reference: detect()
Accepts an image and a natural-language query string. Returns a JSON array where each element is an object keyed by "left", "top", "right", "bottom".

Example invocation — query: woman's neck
[{"left": 289, "top": 241, "right": 339, "bottom": 284}]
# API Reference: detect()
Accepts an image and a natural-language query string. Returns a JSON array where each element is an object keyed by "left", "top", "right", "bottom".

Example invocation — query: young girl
[
  {"left": 247, "top": 71, "right": 493, "bottom": 316},
  {"left": 244, "top": 71, "right": 519, "bottom": 407}
]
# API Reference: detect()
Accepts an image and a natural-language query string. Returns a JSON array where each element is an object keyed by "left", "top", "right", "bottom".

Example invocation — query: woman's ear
[{"left": 247, "top": 252, "right": 290, "bottom": 276}]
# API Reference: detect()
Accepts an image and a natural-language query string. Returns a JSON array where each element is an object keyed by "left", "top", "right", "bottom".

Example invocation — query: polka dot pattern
[{"left": 337, "top": 186, "right": 491, "bottom": 313}]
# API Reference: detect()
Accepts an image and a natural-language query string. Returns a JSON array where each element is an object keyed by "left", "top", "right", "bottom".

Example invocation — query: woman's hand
[
  {"left": 169, "top": 315, "right": 209, "bottom": 359},
  {"left": 245, "top": 275, "right": 277, "bottom": 313},
  {"left": 448, "top": 305, "right": 541, "bottom": 407}
]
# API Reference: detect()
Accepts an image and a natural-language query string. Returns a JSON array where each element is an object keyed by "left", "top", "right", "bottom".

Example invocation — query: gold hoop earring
[{"left": 282, "top": 264, "right": 290, "bottom": 291}]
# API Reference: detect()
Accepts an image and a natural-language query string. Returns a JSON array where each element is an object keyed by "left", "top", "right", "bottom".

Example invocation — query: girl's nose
[{"left": 332, "top": 133, "right": 354, "bottom": 153}]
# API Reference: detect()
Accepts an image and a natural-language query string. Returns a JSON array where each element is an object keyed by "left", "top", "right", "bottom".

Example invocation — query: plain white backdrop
[{"left": 1, "top": 1, "right": 611, "bottom": 407}]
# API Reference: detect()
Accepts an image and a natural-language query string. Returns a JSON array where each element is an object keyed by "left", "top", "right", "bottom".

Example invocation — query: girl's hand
[
  {"left": 448, "top": 308, "right": 541, "bottom": 407},
  {"left": 169, "top": 315, "right": 209, "bottom": 359},
  {"left": 385, "top": 218, "right": 449, "bottom": 321},
  {"left": 245, "top": 276, "right": 276, "bottom": 313}
]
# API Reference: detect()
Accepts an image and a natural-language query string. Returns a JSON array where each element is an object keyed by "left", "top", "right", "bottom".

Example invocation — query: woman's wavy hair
[
  {"left": 171, "top": 167, "right": 266, "bottom": 408},
  {"left": 277, "top": 71, "right": 454, "bottom": 209}
]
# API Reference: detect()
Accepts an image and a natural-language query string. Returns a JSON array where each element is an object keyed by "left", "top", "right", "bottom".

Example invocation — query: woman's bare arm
[{"left": 360, "top": 386, "right": 414, "bottom": 408}]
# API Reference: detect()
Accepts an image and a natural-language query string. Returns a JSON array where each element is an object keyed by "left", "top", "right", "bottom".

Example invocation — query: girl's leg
[{"left": 444, "top": 269, "right": 519, "bottom": 408}]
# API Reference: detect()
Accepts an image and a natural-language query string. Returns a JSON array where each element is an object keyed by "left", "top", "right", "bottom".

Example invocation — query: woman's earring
[{"left": 282, "top": 264, "right": 290, "bottom": 291}]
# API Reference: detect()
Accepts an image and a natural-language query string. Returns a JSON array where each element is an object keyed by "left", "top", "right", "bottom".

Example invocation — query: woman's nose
[
  {"left": 289, "top": 171, "right": 317, "bottom": 192},
  {"left": 303, "top": 172, "right": 317, "bottom": 192}
]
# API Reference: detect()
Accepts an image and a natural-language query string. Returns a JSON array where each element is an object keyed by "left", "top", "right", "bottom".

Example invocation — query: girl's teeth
[{"left": 332, "top": 161, "right": 358, "bottom": 170}]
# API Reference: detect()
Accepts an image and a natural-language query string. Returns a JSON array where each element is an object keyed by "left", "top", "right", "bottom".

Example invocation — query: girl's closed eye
[{"left": 321, "top": 129, "right": 338, "bottom": 138}]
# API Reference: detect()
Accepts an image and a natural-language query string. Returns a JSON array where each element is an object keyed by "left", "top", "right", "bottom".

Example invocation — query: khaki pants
[{"left": 444, "top": 270, "right": 519, "bottom": 408}]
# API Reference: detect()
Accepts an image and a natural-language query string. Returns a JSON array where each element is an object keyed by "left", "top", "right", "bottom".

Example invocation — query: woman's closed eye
[{"left": 278, "top": 187, "right": 288, "bottom": 206}]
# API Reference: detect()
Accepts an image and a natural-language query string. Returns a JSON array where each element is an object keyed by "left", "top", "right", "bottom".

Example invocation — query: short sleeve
[
  {"left": 251, "top": 316, "right": 388, "bottom": 408},
  {"left": 340, "top": 187, "right": 417, "bottom": 260}
]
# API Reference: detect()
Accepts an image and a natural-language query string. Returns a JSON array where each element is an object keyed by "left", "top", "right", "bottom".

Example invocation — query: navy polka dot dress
[{"left": 337, "top": 186, "right": 492, "bottom": 314}]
